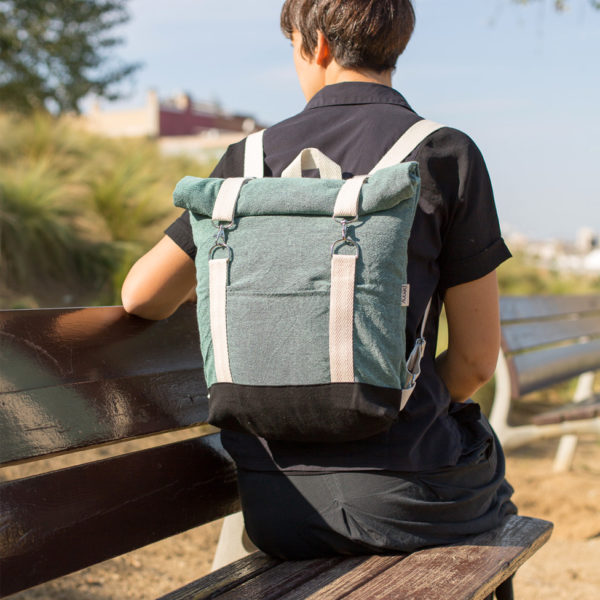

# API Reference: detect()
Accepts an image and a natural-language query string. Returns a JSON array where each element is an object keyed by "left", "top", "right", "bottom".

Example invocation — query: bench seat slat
[
  {"left": 502, "top": 315, "right": 600, "bottom": 353},
  {"left": 511, "top": 339, "right": 600, "bottom": 396},
  {"left": 157, "top": 553, "right": 281, "bottom": 600},
  {"left": 0, "top": 433, "right": 238, "bottom": 598},
  {"left": 500, "top": 295, "right": 600, "bottom": 322},
  {"left": 0, "top": 369, "right": 208, "bottom": 466},
  {"left": 329, "top": 516, "right": 552, "bottom": 600},
  {"left": 277, "top": 556, "right": 404, "bottom": 600},
  {"left": 160, "top": 556, "right": 403, "bottom": 600},
  {"left": 531, "top": 399, "right": 600, "bottom": 425},
  {"left": 160, "top": 516, "right": 551, "bottom": 600},
  {"left": 207, "top": 556, "right": 347, "bottom": 600}
]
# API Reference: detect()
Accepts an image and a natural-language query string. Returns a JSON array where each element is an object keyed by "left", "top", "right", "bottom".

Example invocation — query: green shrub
[
  {"left": 0, "top": 111, "right": 215, "bottom": 308},
  {"left": 0, "top": 159, "right": 114, "bottom": 298}
]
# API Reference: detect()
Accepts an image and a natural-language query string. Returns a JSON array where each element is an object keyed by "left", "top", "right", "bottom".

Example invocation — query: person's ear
[{"left": 314, "top": 31, "right": 331, "bottom": 67}]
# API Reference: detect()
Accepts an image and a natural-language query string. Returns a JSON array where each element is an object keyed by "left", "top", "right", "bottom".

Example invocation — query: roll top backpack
[{"left": 174, "top": 120, "right": 444, "bottom": 442}]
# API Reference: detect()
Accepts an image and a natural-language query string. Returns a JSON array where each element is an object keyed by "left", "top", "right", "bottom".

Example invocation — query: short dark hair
[{"left": 280, "top": 0, "right": 415, "bottom": 73}]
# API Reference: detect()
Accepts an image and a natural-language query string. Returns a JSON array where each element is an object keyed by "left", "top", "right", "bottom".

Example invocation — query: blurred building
[
  {"left": 508, "top": 227, "right": 600, "bottom": 275},
  {"left": 79, "top": 90, "right": 263, "bottom": 162},
  {"left": 575, "top": 227, "right": 598, "bottom": 254}
]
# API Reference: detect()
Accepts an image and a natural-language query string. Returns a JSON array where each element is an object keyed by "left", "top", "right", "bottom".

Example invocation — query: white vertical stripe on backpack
[
  {"left": 209, "top": 258, "right": 233, "bottom": 383},
  {"left": 329, "top": 254, "right": 358, "bottom": 382}
]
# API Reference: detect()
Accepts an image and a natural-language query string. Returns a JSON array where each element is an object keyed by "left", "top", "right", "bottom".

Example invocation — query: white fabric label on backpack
[{"left": 401, "top": 284, "right": 410, "bottom": 307}]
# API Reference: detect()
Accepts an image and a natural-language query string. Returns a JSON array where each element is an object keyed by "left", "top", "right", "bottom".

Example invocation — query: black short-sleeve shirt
[{"left": 166, "top": 82, "right": 510, "bottom": 472}]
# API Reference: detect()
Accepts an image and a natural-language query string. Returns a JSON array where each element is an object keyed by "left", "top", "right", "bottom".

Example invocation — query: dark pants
[{"left": 236, "top": 416, "right": 516, "bottom": 559}]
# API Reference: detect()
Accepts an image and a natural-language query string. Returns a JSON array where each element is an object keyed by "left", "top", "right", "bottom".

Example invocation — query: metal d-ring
[
  {"left": 209, "top": 242, "right": 233, "bottom": 261},
  {"left": 211, "top": 220, "right": 234, "bottom": 256},
  {"left": 330, "top": 237, "right": 359, "bottom": 258},
  {"left": 331, "top": 215, "right": 359, "bottom": 257}
]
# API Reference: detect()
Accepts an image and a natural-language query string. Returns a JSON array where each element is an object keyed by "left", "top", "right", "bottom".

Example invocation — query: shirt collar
[{"left": 304, "top": 82, "right": 413, "bottom": 111}]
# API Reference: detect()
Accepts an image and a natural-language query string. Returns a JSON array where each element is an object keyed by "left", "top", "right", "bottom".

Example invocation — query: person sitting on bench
[{"left": 122, "top": 0, "right": 516, "bottom": 560}]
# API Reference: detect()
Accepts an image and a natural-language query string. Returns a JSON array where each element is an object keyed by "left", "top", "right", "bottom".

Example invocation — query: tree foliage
[{"left": 0, "top": 0, "right": 140, "bottom": 114}]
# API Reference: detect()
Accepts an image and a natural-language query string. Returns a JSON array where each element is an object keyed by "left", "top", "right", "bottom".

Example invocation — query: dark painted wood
[
  {"left": 0, "top": 433, "right": 238, "bottom": 598},
  {"left": 0, "top": 304, "right": 201, "bottom": 391},
  {"left": 501, "top": 315, "right": 600, "bottom": 354},
  {"left": 512, "top": 338, "right": 600, "bottom": 396},
  {"left": 0, "top": 369, "right": 208, "bottom": 466},
  {"left": 158, "top": 553, "right": 282, "bottom": 600},
  {"left": 157, "top": 516, "right": 551, "bottom": 600},
  {"left": 0, "top": 304, "right": 208, "bottom": 466},
  {"left": 199, "top": 557, "right": 346, "bottom": 600},
  {"left": 0, "top": 303, "right": 554, "bottom": 599},
  {"left": 161, "top": 556, "right": 351, "bottom": 600},
  {"left": 500, "top": 295, "right": 600, "bottom": 322},
  {"left": 0, "top": 304, "right": 226, "bottom": 597}
]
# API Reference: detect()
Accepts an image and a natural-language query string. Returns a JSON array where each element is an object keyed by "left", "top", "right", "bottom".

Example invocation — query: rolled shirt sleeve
[{"left": 414, "top": 128, "right": 511, "bottom": 290}]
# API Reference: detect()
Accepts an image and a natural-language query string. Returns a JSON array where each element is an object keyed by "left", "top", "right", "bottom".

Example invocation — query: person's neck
[{"left": 323, "top": 66, "right": 392, "bottom": 88}]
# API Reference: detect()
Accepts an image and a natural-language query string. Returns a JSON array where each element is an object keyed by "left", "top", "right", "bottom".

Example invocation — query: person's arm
[
  {"left": 435, "top": 270, "right": 500, "bottom": 402},
  {"left": 121, "top": 235, "right": 196, "bottom": 320}
]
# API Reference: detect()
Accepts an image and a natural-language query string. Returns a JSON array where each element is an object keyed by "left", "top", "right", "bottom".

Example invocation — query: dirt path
[
  {"left": 8, "top": 435, "right": 600, "bottom": 600},
  {"left": 507, "top": 435, "right": 600, "bottom": 600}
]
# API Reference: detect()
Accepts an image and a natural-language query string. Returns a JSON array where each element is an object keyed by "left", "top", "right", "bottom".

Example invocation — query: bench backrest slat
[
  {"left": 501, "top": 315, "right": 600, "bottom": 353},
  {"left": 0, "top": 433, "right": 238, "bottom": 598},
  {"left": 0, "top": 369, "right": 208, "bottom": 466},
  {"left": 500, "top": 294, "right": 600, "bottom": 322},
  {"left": 499, "top": 295, "right": 600, "bottom": 397},
  {"left": 0, "top": 305, "right": 208, "bottom": 466},
  {"left": 512, "top": 338, "right": 600, "bottom": 396},
  {"left": 0, "top": 305, "right": 201, "bottom": 392}
]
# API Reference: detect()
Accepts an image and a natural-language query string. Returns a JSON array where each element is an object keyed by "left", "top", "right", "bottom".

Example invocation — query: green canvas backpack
[{"left": 174, "top": 120, "right": 443, "bottom": 442}]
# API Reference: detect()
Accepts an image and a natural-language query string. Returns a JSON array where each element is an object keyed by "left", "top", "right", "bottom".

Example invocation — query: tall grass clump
[
  {"left": 0, "top": 111, "right": 215, "bottom": 308},
  {"left": 0, "top": 159, "right": 115, "bottom": 305}
]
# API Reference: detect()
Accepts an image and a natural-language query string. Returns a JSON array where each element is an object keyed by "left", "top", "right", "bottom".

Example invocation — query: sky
[{"left": 106, "top": 0, "right": 600, "bottom": 241}]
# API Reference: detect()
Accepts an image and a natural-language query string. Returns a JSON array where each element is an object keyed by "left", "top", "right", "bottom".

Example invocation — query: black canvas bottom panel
[{"left": 208, "top": 382, "right": 403, "bottom": 442}]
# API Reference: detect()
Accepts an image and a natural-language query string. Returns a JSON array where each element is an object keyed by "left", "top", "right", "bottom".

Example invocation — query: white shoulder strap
[
  {"left": 242, "top": 120, "right": 442, "bottom": 178},
  {"left": 243, "top": 130, "right": 265, "bottom": 178},
  {"left": 370, "top": 120, "right": 444, "bottom": 173},
  {"left": 367, "top": 120, "right": 442, "bottom": 408}
]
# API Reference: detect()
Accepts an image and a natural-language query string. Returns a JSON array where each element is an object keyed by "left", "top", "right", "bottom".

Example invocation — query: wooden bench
[
  {"left": 1, "top": 305, "right": 552, "bottom": 599},
  {"left": 490, "top": 294, "right": 600, "bottom": 471}
]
